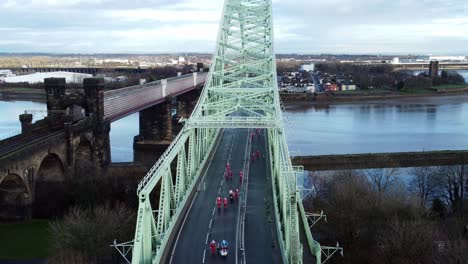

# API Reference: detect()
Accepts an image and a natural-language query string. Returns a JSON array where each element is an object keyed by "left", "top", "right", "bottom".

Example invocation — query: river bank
[
  {"left": 281, "top": 85, "right": 468, "bottom": 104},
  {"left": 3, "top": 84, "right": 468, "bottom": 104},
  {"left": 0, "top": 88, "right": 45, "bottom": 102},
  {"left": 293, "top": 150, "right": 468, "bottom": 171}
]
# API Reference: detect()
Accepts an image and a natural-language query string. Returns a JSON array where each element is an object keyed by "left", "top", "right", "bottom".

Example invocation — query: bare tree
[
  {"left": 364, "top": 168, "right": 399, "bottom": 205},
  {"left": 436, "top": 165, "right": 467, "bottom": 215},
  {"left": 49, "top": 203, "right": 136, "bottom": 263},
  {"left": 377, "top": 217, "right": 434, "bottom": 264},
  {"left": 409, "top": 167, "right": 440, "bottom": 208},
  {"left": 307, "top": 171, "right": 333, "bottom": 199},
  {"left": 326, "top": 172, "right": 375, "bottom": 245}
]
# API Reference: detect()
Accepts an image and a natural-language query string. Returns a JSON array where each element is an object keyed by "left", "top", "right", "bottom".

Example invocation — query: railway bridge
[
  {"left": 114, "top": 1, "right": 342, "bottom": 264},
  {"left": 0, "top": 72, "right": 207, "bottom": 219}
]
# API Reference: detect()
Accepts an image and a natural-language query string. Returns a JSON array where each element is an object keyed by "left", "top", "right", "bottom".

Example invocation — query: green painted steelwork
[{"left": 117, "top": 0, "right": 339, "bottom": 263}]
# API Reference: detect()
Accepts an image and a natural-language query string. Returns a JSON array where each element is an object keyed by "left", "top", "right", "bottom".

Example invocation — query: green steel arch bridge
[{"left": 114, "top": 0, "right": 343, "bottom": 263}]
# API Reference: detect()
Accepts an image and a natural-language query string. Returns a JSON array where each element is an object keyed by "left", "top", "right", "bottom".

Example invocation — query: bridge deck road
[
  {"left": 168, "top": 128, "right": 250, "bottom": 264},
  {"left": 244, "top": 130, "right": 282, "bottom": 263}
]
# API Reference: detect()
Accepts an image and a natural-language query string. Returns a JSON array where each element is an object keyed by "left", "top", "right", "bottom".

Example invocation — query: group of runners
[
  {"left": 218, "top": 161, "right": 242, "bottom": 211},
  {"left": 210, "top": 128, "right": 263, "bottom": 257}
]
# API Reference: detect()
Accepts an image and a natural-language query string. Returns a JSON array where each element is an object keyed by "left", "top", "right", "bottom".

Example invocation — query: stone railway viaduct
[{"left": 0, "top": 73, "right": 205, "bottom": 219}]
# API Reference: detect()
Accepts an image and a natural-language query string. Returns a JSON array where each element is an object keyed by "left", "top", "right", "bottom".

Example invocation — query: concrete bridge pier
[
  {"left": 132, "top": 86, "right": 201, "bottom": 166},
  {"left": 176, "top": 89, "right": 200, "bottom": 119},
  {"left": 83, "top": 78, "right": 111, "bottom": 170},
  {"left": 133, "top": 101, "right": 174, "bottom": 166},
  {"left": 172, "top": 88, "right": 200, "bottom": 135},
  {"left": 92, "top": 120, "right": 111, "bottom": 170}
]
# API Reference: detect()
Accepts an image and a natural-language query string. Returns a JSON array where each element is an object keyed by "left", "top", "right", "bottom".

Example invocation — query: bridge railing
[
  {"left": 103, "top": 73, "right": 207, "bottom": 121},
  {"left": 103, "top": 82, "right": 164, "bottom": 120},
  {"left": 104, "top": 73, "right": 207, "bottom": 99},
  {"left": 103, "top": 79, "right": 163, "bottom": 99}
]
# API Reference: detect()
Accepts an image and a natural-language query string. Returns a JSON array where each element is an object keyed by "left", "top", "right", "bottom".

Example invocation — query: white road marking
[
  {"left": 235, "top": 129, "right": 253, "bottom": 264},
  {"left": 169, "top": 130, "right": 225, "bottom": 264},
  {"left": 169, "top": 184, "right": 199, "bottom": 264},
  {"left": 201, "top": 129, "right": 243, "bottom": 264}
]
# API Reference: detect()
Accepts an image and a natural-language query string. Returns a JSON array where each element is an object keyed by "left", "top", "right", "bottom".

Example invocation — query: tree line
[
  {"left": 314, "top": 63, "right": 466, "bottom": 91},
  {"left": 306, "top": 165, "right": 468, "bottom": 264},
  {"left": 34, "top": 160, "right": 140, "bottom": 263}
]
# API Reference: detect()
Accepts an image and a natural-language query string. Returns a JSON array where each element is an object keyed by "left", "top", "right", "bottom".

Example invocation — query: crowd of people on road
[{"left": 210, "top": 128, "right": 264, "bottom": 258}]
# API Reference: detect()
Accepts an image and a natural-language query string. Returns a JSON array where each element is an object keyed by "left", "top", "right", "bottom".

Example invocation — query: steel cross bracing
[{"left": 121, "top": 0, "right": 323, "bottom": 263}]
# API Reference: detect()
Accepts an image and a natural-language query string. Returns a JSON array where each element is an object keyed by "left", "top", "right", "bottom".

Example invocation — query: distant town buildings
[
  {"left": 324, "top": 82, "right": 338, "bottom": 92},
  {"left": 0, "top": 54, "right": 213, "bottom": 69},
  {"left": 300, "top": 64, "right": 315, "bottom": 72},
  {"left": 391, "top": 55, "right": 468, "bottom": 64},
  {"left": 280, "top": 71, "right": 315, "bottom": 93},
  {"left": 320, "top": 72, "right": 357, "bottom": 92},
  {"left": 0, "top": 69, "right": 15, "bottom": 77},
  {"left": 279, "top": 65, "right": 358, "bottom": 93},
  {"left": 0, "top": 70, "right": 16, "bottom": 83},
  {"left": 178, "top": 57, "right": 186, "bottom": 64},
  {"left": 340, "top": 81, "right": 357, "bottom": 91},
  {"left": 429, "top": 56, "right": 467, "bottom": 62}
]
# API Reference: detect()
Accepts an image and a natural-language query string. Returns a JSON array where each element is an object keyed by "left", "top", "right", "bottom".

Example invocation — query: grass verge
[
  {"left": 433, "top": 84, "right": 468, "bottom": 90},
  {"left": 0, "top": 220, "right": 51, "bottom": 259}
]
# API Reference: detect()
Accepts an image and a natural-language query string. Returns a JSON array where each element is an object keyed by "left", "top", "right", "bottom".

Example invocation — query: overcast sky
[{"left": 0, "top": 0, "right": 467, "bottom": 55}]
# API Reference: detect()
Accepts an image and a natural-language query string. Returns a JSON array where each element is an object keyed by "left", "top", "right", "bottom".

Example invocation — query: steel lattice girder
[
  {"left": 131, "top": 126, "right": 220, "bottom": 263},
  {"left": 127, "top": 0, "right": 323, "bottom": 263}
]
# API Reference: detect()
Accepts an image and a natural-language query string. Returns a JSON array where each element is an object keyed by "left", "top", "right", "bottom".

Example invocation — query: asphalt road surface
[
  {"left": 244, "top": 129, "right": 282, "bottom": 263},
  {"left": 167, "top": 128, "right": 282, "bottom": 264}
]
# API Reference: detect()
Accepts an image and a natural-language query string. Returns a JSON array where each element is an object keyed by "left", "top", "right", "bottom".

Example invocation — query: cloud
[
  {"left": 104, "top": 8, "right": 219, "bottom": 23},
  {"left": 0, "top": 0, "right": 180, "bottom": 9},
  {"left": 0, "top": 0, "right": 467, "bottom": 54}
]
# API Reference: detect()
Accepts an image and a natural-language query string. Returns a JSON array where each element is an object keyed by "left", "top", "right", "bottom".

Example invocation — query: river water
[
  {"left": 0, "top": 70, "right": 467, "bottom": 162},
  {"left": 284, "top": 95, "right": 468, "bottom": 156},
  {"left": 0, "top": 101, "right": 47, "bottom": 140}
]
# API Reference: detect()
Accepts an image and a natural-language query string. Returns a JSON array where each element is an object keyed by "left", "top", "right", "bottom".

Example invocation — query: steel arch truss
[
  {"left": 131, "top": 127, "right": 219, "bottom": 263},
  {"left": 125, "top": 0, "right": 324, "bottom": 263}
]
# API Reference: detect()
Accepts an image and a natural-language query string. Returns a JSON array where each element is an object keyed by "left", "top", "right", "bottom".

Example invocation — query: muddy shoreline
[
  {"left": 283, "top": 93, "right": 468, "bottom": 112},
  {"left": 281, "top": 89, "right": 468, "bottom": 106},
  {"left": 0, "top": 88, "right": 46, "bottom": 102}
]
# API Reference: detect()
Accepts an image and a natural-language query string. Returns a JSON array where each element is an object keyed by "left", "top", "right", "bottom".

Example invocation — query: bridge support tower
[
  {"left": 133, "top": 101, "right": 173, "bottom": 166},
  {"left": 134, "top": 88, "right": 201, "bottom": 166}
]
